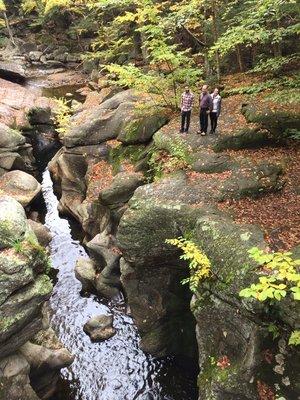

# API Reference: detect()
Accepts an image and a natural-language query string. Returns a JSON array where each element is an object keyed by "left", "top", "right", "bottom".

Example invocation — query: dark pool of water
[{"left": 42, "top": 169, "right": 198, "bottom": 400}]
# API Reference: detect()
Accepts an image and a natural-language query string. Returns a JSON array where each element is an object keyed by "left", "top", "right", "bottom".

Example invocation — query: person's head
[
  {"left": 202, "top": 85, "right": 208, "bottom": 94},
  {"left": 213, "top": 88, "right": 219, "bottom": 96},
  {"left": 184, "top": 86, "right": 190, "bottom": 93}
]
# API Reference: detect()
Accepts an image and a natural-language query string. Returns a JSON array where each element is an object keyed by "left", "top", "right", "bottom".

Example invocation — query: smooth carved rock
[
  {"left": 0, "top": 353, "right": 39, "bottom": 400},
  {"left": 20, "top": 341, "right": 74, "bottom": 371},
  {"left": 28, "top": 220, "right": 52, "bottom": 247},
  {"left": 0, "top": 170, "right": 41, "bottom": 207},
  {"left": 83, "top": 315, "right": 116, "bottom": 341},
  {"left": 62, "top": 90, "right": 168, "bottom": 147},
  {"left": 75, "top": 258, "right": 96, "bottom": 292},
  {"left": 0, "top": 61, "right": 26, "bottom": 83},
  {"left": 0, "top": 78, "right": 55, "bottom": 129},
  {"left": 99, "top": 172, "right": 145, "bottom": 205},
  {"left": 0, "top": 123, "right": 25, "bottom": 148}
]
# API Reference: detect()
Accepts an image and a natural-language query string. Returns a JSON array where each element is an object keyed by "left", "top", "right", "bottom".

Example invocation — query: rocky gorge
[{"left": 0, "top": 48, "right": 299, "bottom": 400}]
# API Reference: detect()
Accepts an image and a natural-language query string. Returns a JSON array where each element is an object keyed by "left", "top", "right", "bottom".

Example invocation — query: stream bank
[{"left": 0, "top": 56, "right": 299, "bottom": 400}]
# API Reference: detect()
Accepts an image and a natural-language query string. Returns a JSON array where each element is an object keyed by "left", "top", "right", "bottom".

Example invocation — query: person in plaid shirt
[{"left": 180, "top": 86, "right": 194, "bottom": 133}]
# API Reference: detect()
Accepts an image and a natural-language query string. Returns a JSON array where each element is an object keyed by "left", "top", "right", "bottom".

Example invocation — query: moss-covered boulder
[
  {"left": 62, "top": 89, "right": 168, "bottom": 147},
  {"left": 0, "top": 196, "right": 52, "bottom": 359},
  {"left": 99, "top": 172, "right": 145, "bottom": 205},
  {"left": 0, "top": 196, "right": 27, "bottom": 249},
  {"left": 117, "top": 109, "right": 169, "bottom": 144},
  {"left": 213, "top": 128, "right": 270, "bottom": 152},
  {"left": 192, "top": 215, "right": 300, "bottom": 399},
  {"left": 241, "top": 103, "right": 300, "bottom": 137}
]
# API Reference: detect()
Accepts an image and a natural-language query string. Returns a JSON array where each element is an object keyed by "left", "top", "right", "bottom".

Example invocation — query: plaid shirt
[{"left": 181, "top": 92, "right": 194, "bottom": 112}]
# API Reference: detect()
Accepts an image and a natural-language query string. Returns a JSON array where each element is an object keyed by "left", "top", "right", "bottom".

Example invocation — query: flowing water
[{"left": 42, "top": 169, "right": 198, "bottom": 400}]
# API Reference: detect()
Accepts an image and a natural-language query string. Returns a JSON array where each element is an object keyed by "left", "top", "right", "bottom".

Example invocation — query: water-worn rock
[
  {"left": 0, "top": 123, "right": 25, "bottom": 148},
  {"left": 28, "top": 220, "right": 52, "bottom": 247},
  {"left": 83, "top": 314, "right": 116, "bottom": 341},
  {"left": 0, "top": 353, "right": 39, "bottom": 400},
  {"left": 0, "top": 170, "right": 41, "bottom": 207},
  {"left": 0, "top": 195, "right": 52, "bottom": 358},
  {"left": 0, "top": 195, "right": 27, "bottom": 249},
  {"left": 75, "top": 258, "right": 96, "bottom": 292},
  {"left": 26, "top": 328, "right": 74, "bottom": 399},
  {"left": 99, "top": 172, "right": 145, "bottom": 205},
  {"left": 0, "top": 61, "right": 26, "bottom": 83},
  {"left": 48, "top": 144, "right": 109, "bottom": 222},
  {"left": 0, "top": 123, "right": 34, "bottom": 176},
  {"left": 62, "top": 90, "right": 168, "bottom": 147},
  {"left": 0, "top": 78, "right": 55, "bottom": 129}
]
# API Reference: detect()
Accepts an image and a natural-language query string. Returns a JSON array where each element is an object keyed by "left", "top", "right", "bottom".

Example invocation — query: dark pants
[
  {"left": 200, "top": 108, "right": 209, "bottom": 133},
  {"left": 181, "top": 110, "right": 191, "bottom": 132},
  {"left": 210, "top": 112, "right": 219, "bottom": 133}
]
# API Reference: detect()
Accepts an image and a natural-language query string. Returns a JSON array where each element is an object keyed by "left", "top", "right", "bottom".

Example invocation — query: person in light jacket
[{"left": 210, "top": 88, "right": 222, "bottom": 134}]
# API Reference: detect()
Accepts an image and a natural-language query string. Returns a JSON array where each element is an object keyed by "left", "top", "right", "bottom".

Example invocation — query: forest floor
[{"left": 158, "top": 89, "right": 300, "bottom": 251}]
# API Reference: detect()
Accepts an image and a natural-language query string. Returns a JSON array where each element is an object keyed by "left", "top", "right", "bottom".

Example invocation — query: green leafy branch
[{"left": 165, "top": 237, "right": 211, "bottom": 293}]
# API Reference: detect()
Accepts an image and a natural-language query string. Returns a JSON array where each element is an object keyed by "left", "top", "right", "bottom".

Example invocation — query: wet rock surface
[{"left": 83, "top": 314, "right": 116, "bottom": 341}]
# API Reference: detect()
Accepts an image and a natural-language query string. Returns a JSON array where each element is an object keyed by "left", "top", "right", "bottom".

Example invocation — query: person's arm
[
  {"left": 180, "top": 94, "right": 183, "bottom": 109},
  {"left": 218, "top": 98, "right": 222, "bottom": 117},
  {"left": 209, "top": 94, "right": 213, "bottom": 112}
]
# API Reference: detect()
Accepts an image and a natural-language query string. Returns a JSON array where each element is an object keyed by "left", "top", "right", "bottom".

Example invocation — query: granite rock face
[
  {"left": 0, "top": 195, "right": 73, "bottom": 400},
  {"left": 0, "top": 123, "right": 35, "bottom": 177}
]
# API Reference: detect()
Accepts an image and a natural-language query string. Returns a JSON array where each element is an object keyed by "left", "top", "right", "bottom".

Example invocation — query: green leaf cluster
[{"left": 239, "top": 247, "right": 300, "bottom": 302}]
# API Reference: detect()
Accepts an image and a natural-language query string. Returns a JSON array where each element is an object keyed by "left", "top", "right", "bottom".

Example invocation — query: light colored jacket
[{"left": 211, "top": 94, "right": 222, "bottom": 116}]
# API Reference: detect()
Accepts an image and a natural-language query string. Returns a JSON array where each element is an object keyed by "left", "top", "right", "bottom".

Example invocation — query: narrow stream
[{"left": 42, "top": 169, "right": 198, "bottom": 400}]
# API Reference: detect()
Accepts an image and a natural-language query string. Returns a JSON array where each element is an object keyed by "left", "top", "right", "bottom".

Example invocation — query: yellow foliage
[
  {"left": 52, "top": 98, "right": 72, "bottom": 136},
  {"left": 0, "top": 0, "right": 6, "bottom": 12},
  {"left": 166, "top": 237, "right": 211, "bottom": 292}
]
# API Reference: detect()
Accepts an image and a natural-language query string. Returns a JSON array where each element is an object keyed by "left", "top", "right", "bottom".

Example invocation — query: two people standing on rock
[{"left": 180, "top": 85, "right": 221, "bottom": 135}]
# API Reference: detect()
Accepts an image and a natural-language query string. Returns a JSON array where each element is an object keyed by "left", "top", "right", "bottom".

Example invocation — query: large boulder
[
  {"left": 99, "top": 171, "right": 145, "bottom": 205},
  {"left": 62, "top": 90, "right": 169, "bottom": 147},
  {"left": 20, "top": 330, "right": 74, "bottom": 399},
  {"left": 212, "top": 128, "right": 270, "bottom": 152},
  {"left": 0, "top": 353, "right": 39, "bottom": 400},
  {"left": 0, "top": 195, "right": 52, "bottom": 358},
  {"left": 0, "top": 196, "right": 27, "bottom": 249},
  {"left": 0, "top": 61, "right": 26, "bottom": 83},
  {"left": 0, "top": 123, "right": 34, "bottom": 176},
  {"left": 117, "top": 183, "right": 205, "bottom": 358},
  {"left": 0, "top": 78, "right": 55, "bottom": 129},
  {"left": 48, "top": 144, "right": 109, "bottom": 222},
  {"left": 241, "top": 103, "right": 300, "bottom": 136},
  {"left": 0, "top": 123, "right": 25, "bottom": 148},
  {"left": 28, "top": 220, "right": 52, "bottom": 247},
  {"left": 0, "top": 170, "right": 41, "bottom": 207}
]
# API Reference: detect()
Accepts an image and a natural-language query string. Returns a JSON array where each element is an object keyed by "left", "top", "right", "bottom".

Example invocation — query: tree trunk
[
  {"left": 3, "top": 11, "right": 16, "bottom": 47},
  {"left": 236, "top": 45, "right": 244, "bottom": 72},
  {"left": 211, "top": 0, "right": 220, "bottom": 82}
]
